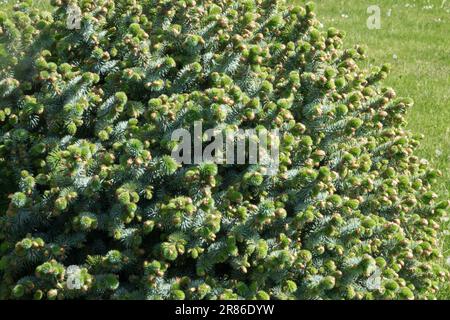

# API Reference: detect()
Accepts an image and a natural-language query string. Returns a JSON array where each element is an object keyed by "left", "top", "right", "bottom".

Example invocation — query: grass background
[
  {"left": 1, "top": 0, "right": 449, "bottom": 297},
  {"left": 296, "top": 0, "right": 450, "bottom": 200}
]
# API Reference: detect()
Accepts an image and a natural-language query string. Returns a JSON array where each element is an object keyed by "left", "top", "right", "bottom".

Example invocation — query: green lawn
[
  {"left": 1, "top": 0, "right": 450, "bottom": 298},
  {"left": 296, "top": 0, "right": 450, "bottom": 197}
]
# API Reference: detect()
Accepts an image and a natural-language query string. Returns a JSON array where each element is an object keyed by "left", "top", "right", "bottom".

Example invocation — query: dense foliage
[{"left": 0, "top": 0, "right": 448, "bottom": 300}]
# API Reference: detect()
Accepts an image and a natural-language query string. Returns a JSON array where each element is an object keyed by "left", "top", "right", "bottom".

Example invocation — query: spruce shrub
[{"left": 0, "top": 0, "right": 448, "bottom": 300}]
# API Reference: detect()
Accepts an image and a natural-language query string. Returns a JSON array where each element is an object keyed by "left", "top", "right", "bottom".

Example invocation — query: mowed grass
[
  {"left": 294, "top": 0, "right": 450, "bottom": 197},
  {"left": 1, "top": 0, "right": 450, "bottom": 298}
]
